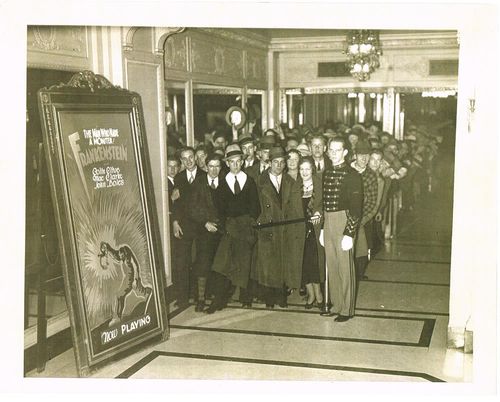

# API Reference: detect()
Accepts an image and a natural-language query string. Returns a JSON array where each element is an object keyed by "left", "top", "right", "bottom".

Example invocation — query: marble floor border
[
  {"left": 373, "top": 258, "right": 450, "bottom": 265},
  {"left": 115, "top": 350, "right": 446, "bottom": 382},
  {"left": 169, "top": 311, "right": 436, "bottom": 348},
  {"left": 387, "top": 240, "right": 451, "bottom": 248},
  {"left": 360, "top": 279, "right": 450, "bottom": 287}
]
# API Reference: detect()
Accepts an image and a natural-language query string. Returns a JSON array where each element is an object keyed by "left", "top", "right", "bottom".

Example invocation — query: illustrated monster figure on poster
[{"left": 98, "top": 242, "right": 152, "bottom": 327}]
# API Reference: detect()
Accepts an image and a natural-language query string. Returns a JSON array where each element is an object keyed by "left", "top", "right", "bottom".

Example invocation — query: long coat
[
  {"left": 299, "top": 173, "right": 326, "bottom": 283},
  {"left": 211, "top": 174, "right": 260, "bottom": 289},
  {"left": 251, "top": 170, "right": 305, "bottom": 289}
]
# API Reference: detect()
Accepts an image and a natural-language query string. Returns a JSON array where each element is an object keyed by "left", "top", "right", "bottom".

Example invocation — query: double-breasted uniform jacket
[
  {"left": 172, "top": 168, "right": 207, "bottom": 240},
  {"left": 252, "top": 170, "right": 306, "bottom": 289}
]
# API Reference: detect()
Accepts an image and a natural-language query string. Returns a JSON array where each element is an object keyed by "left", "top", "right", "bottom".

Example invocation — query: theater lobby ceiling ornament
[{"left": 345, "top": 30, "right": 383, "bottom": 82}]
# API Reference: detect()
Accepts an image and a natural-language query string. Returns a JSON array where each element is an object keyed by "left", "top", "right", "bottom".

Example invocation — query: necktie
[
  {"left": 234, "top": 176, "right": 241, "bottom": 195},
  {"left": 188, "top": 173, "right": 194, "bottom": 184},
  {"left": 316, "top": 162, "right": 321, "bottom": 171},
  {"left": 276, "top": 176, "right": 281, "bottom": 192},
  {"left": 210, "top": 178, "right": 216, "bottom": 189}
]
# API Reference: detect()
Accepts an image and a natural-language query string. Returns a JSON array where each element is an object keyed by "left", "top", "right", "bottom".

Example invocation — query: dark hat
[
  {"left": 263, "top": 129, "right": 279, "bottom": 137},
  {"left": 206, "top": 153, "right": 224, "bottom": 164},
  {"left": 269, "top": 146, "right": 286, "bottom": 161},
  {"left": 224, "top": 144, "right": 244, "bottom": 160},
  {"left": 213, "top": 130, "right": 228, "bottom": 142},
  {"left": 238, "top": 133, "right": 255, "bottom": 147},
  {"left": 259, "top": 135, "right": 276, "bottom": 150},
  {"left": 356, "top": 140, "right": 372, "bottom": 155}
]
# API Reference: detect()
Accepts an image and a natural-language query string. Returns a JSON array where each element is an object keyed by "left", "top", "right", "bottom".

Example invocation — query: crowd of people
[{"left": 166, "top": 120, "right": 443, "bottom": 322}]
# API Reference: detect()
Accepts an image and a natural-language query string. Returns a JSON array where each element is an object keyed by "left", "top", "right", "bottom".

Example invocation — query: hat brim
[
  {"left": 224, "top": 151, "right": 244, "bottom": 161},
  {"left": 225, "top": 106, "right": 247, "bottom": 130}
]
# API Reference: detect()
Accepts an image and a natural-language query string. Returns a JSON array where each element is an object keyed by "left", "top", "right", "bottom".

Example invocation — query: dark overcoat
[
  {"left": 251, "top": 171, "right": 305, "bottom": 289},
  {"left": 299, "top": 172, "right": 326, "bottom": 283}
]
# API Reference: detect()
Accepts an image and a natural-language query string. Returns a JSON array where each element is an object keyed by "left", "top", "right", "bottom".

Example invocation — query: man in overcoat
[
  {"left": 208, "top": 144, "right": 261, "bottom": 313},
  {"left": 252, "top": 146, "right": 306, "bottom": 308}
]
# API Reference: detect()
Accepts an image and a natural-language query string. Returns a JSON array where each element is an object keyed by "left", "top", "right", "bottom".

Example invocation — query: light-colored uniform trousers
[{"left": 324, "top": 210, "right": 357, "bottom": 317}]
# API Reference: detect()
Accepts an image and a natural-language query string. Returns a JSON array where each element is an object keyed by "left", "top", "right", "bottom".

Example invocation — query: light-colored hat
[
  {"left": 297, "top": 143, "right": 311, "bottom": 156},
  {"left": 224, "top": 144, "right": 243, "bottom": 160}
]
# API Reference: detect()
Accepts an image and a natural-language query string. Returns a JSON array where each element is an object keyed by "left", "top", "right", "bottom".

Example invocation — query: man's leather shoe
[
  {"left": 278, "top": 302, "right": 288, "bottom": 308},
  {"left": 334, "top": 315, "right": 351, "bottom": 322},
  {"left": 242, "top": 302, "right": 252, "bottom": 309},
  {"left": 195, "top": 301, "right": 205, "bottom": 312}
]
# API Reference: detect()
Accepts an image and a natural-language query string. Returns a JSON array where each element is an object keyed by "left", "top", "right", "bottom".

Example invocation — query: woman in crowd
[
  {"left": 286, "top": 149, "right": 301, "bottom": 181},
  {"left": 298, "top": 157, "right": 325, "bottom": 309}
]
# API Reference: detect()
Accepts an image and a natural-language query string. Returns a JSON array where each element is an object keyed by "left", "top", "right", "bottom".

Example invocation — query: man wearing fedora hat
[
  {"left": 252, "top": 146, "right": 305, "bottom": 308},
  {"left": 239, "top": 134, "right": 258, "bottom": 169},
  {"left": 246, "top": 135, "right": 275, "bottom": 181},
  {"left": 208, "top": 144, "right": 261, "bottom": 313},
  {"left": 351, "top": 140, "right": 379, "bottom": 286}
]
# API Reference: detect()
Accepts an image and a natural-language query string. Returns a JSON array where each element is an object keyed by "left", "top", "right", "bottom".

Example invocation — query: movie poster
[{"left": 58, "top": 110, "right": 161, "bottom": 357}]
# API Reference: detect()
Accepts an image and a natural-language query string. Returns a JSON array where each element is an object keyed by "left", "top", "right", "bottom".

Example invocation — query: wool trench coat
[{"left": 251, "top": 171, "right": 306, "bottom": 289}]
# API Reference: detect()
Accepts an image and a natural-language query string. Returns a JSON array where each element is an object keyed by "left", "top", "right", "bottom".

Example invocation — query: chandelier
[{"left": 345, "top": 30, "right": 382, "bottom": 82}]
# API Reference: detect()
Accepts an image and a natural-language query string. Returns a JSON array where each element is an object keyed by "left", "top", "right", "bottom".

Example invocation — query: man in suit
[
  {"left": 310, "top": 134, "right": 332, "bottom": 173},
  {"left": 246, "top": 135, "right": 274, "bottom": 181},
  {"left": 172, "top": 147, "right": 207, "bottom": 307},
  {"left": 252, "top": 146, "right": 305, "bottom": 308},
  {"left": 188, "top": 153, "right": 224, "bottom": 312},
  {"left": 239, "top": 134, "right": 257, "bottom": 170},
  {"left": 167, "top": 156, "right": 180, "bottom": 212}
]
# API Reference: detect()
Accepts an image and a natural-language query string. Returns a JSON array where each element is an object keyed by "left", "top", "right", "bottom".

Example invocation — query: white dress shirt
[
  {"left": 225, "top": 171, "right": 247, "bottom": 194},
  {"left": 207, "top": 175, "right": 219, "bottom": 189},
  {"left": 269, "top": 172, "right": 282, "bottom": 193},
  {"left": 245, "top": 158, "right": 255, "bottom": 168},
  {"left": 186, "top": 166, "right": 198, "bottom": 183}
]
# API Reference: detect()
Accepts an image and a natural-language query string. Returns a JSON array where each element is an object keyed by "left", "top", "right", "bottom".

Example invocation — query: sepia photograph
[{"left": 1, "top": 0, "right": 498, "bottom": 399}]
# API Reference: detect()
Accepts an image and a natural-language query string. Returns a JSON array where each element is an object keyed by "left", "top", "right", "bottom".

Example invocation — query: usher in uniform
[{"left": 322, "top": 162, "right": 363, "bottom": 318}]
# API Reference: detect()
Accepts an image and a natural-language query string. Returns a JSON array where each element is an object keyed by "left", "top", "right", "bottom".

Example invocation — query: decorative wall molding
[
  {"left": 191, "top": 37, "right": 244, "bottom": 79},
  {"left": 28, "top": 26, "right": 88, "bottom": 58},
  {"left": 193, "top": 88, "right": 242, "bottom": 95},
  {"left": 164, "top": 34, "right": 188, "bottom": 71},
  {"left": 246, "top": 51, "right": 266, "bottom": 82},
  {"left": 154, "top": 27, "right": 186, "bottom": 54},
  {"left": 122, "top": 27, "right": 140, "bottom": 52},
  {"left": 270, "top": 32, "right": 459, "bottom": 52},
  {"left": 197, "top": 28, "right": 269, "bottom": 49},
  {"left": 394, "top": 57, "right": 430, "bottom": 78},
  {"left": 27, "top": 26, "right": 92, "bottom": 71}
]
